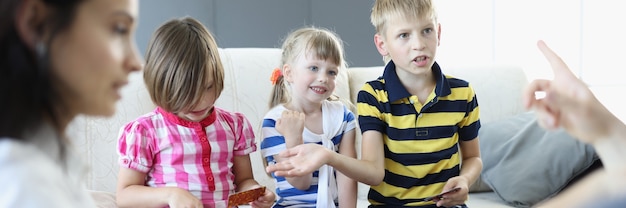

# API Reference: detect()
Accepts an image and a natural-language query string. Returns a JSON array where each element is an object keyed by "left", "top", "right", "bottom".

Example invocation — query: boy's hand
[
  {"left": 266, "top": 143, "right": 330, "bottom": 177},
  {"left": 168, "top": 187, "right": 203, "bottom": 208},
  {"left": 275, "top": 110, "right": 305, "bottom": 144},
  {"left": 434, "top": 176, "right": 469, "bottom": 207},
  {"left": 249, "top": 188, "right": 276, "bottom": 208}
]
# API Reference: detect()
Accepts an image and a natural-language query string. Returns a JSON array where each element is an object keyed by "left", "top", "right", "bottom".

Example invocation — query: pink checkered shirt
[{"left": 117, "top": 107, "right": 257, "bottom": 208}]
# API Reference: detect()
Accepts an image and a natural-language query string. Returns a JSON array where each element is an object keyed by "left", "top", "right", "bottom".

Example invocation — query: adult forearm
[
  {"left": 534, "top": 169, "right": 606, "bottom": 208},
  {"left": 593, "top": 119, "right": 626, "bottom": 173}
]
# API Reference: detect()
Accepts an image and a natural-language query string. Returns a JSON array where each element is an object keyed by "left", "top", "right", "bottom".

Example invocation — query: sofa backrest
[
  {"left": 348, "top": 64, "right": 529, "bottom": 124},
  {"left": 68, "top": 48, "right": 528, "bottom": 199},
  {"left": 67, "top": 48, "right": 351, "bottom": 193}
]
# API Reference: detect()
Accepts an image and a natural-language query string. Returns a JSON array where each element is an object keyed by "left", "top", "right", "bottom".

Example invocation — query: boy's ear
[
  {"left": 437, "top": 23, "right": 442, "bottom": 46},
  {"left": 15, "top": 0, "right": 48, "bottom": 49},
  {"left": 374, "top": 34, "right": 389, "bottom": 56}
]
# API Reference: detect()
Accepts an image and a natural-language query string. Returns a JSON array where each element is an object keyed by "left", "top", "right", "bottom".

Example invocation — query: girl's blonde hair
[
  {"left": 269, "top": 27, "right": 348, "bottom": 108},
  {"left": 143, "top": 17, "right": 224, "bottom": 113}
]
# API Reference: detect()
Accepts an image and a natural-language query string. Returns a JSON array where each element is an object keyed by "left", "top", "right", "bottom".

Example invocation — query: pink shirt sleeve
[
  {"left": 117, "top": 120, "right": 156, "bottom": 173},
  {"left": 231, "top": 112, "right": 257, "bottom": 156}
]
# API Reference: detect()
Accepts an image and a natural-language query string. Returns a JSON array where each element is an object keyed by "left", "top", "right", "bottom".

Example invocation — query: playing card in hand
[{"left": 227, "top": 186, "right": 266, "bottom": 207}]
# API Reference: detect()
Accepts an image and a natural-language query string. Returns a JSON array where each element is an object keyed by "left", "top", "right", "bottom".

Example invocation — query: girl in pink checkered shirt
[{"left": 115, "top": 17, "right": 275, "bottom": 208}]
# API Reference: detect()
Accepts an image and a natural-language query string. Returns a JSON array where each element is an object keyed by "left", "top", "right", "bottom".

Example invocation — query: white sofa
[{"left": 68, "top": 48, "right": 529, "bottom": 208}]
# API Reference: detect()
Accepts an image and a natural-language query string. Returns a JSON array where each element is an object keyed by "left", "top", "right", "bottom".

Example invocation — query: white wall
[
  {"left": 435, "top": 0, "right": 626, "bottom": 122},
  {"left": 135, "top": 0, "right": 626, "bottom": 121}
]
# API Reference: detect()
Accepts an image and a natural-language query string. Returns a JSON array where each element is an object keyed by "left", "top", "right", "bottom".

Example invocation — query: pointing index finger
[{"left": 536, "top": 40, "right": 575, "bottom": 78}]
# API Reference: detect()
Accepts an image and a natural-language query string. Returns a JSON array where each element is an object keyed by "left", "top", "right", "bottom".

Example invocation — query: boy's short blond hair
[
  {"left": 370, "top": 0, "right": 438, "bottom": 36},
  {"left": 143, "top": 17, "right": 224, "bottom": 113}
]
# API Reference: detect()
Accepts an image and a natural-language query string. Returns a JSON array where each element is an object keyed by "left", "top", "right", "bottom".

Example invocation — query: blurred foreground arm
[{"left": 525, "top": 40, "right": 626, "bottom": 207}]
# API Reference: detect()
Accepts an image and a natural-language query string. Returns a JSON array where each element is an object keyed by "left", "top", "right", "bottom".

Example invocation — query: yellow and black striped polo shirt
[{"left": 357, "top": 61, "right": 480, "bottom": 207}]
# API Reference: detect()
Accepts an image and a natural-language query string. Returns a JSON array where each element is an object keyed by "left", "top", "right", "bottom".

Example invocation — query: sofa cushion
[{"left": 479, "top": 112, "right": 598, "bottom": 207}]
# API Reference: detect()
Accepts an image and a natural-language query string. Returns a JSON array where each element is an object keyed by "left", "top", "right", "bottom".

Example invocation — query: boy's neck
[
  {"left": 396, "top": 68, "right": 435, "bottom": 90},
  {"left": 394, "top": 66, "right": 436, "bottom": 103}
]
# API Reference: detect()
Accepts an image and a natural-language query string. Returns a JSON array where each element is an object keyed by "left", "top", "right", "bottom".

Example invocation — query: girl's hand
[
  {"left": 433, "top": 176, "right": 469, "bottom": 207},
  {"left": 249, "top": 188, "right": 276, "bottom": 208},
  {"left": 275, "top": 110, "right": 305, "bottom": 143},
  {"left": 168, "top": 187, "right": 203, "bottom": 208}
]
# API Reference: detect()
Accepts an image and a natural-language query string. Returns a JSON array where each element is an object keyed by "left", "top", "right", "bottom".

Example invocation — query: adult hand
[{"left": 523, "top": 40, "right": 616, "bottom": 143}]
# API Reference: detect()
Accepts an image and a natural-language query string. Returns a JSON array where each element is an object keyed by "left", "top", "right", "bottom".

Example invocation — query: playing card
[
  {"left": 421, "top": 187, "right": 461, "bottom": 202},
  {"left": 227, "top": 186, "right": 266, "bottom": 207}
]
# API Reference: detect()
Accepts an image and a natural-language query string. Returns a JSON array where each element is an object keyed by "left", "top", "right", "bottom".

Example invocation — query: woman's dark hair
[{"left": 0, "top": 0, "right": 83, "bottom": 140}]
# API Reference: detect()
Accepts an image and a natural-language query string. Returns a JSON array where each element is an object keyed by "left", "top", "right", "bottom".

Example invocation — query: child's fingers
[
  {"left": 258, "top": 190, "right": 273, "bottom": 201},
  {"left": 265, "top": 161, "right": 293, "bottom": 176},
  {"left": 436, "top": 190, "right": 467, "bottom": 208},
  {"left": 250, "top": 191, "right": 275, "bottom": 208}
]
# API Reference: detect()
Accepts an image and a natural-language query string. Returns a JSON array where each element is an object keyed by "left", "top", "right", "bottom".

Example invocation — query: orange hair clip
[{"left": 270, "top": 67, "right": 282, "bottom": 85}]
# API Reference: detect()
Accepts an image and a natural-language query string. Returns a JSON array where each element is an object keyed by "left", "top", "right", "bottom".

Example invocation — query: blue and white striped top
[{"left": 260, "top": 100, "right": 356, "bottom": 207}]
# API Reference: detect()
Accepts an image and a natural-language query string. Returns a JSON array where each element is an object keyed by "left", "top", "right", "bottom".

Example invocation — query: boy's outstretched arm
[{"left": 266, "top": 130, "right": 386, "bottom": 186}]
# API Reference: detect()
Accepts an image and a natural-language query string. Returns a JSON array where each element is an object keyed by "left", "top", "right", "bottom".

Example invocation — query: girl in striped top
[{"left": 260, "top": 27, "right": 358, "bottom": 208}]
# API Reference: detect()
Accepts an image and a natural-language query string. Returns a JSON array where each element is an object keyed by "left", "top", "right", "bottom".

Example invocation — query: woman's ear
[{"left": 15, "top": 0, "right": 48, "bottom": 49}]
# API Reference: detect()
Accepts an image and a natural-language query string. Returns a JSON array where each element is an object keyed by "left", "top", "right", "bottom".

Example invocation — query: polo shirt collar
[{"left": 383, "top": 60, "right": 452, "bottom": 102}]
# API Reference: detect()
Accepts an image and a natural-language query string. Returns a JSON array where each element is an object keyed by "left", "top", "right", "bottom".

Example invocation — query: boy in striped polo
[{"left": 359, "top": 0, "right": 482, "bottom": 207}]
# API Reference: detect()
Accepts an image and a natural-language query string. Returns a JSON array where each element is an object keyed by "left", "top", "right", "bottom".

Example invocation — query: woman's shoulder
[
  {"left": 0, "top": 139, "right": 39, "bottom": 164},
  {"left": 0, "top": 140, "right": 95, "bottom": 207},
  {"left": 0, "top": 139, "right": 61, "bottom": 186}
]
